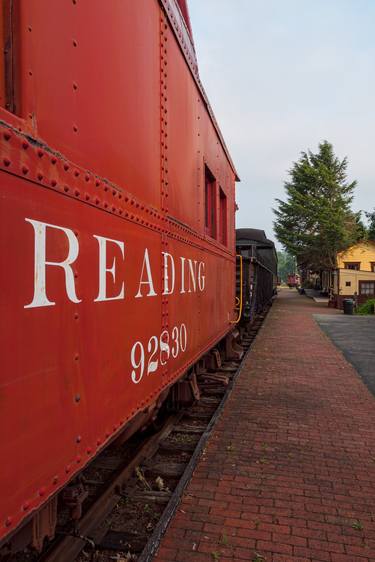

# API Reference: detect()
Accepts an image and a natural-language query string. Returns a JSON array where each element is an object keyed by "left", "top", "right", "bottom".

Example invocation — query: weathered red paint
[{"left": 0, "top": 0, "right": 238, "bottom": 544}]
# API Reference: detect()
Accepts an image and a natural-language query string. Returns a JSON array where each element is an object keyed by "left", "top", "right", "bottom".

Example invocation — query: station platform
[{"left": 154, "top": 289, "right": 375, "bottom": 562}]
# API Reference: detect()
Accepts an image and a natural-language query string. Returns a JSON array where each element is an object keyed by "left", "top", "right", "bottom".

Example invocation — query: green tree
[
  {"left": 277, "top": 251, "right": 296, "bottom": 283},
  {"left": 273, "top": 141, "right": 360, "bottom": 271},
  {"left": 365, "top": 208, "right": 375, "bottom": 240}
]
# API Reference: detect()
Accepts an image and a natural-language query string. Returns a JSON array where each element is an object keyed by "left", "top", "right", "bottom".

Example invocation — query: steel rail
[{"left": 41, "top": 413, "right": 183, "bottom": 562}]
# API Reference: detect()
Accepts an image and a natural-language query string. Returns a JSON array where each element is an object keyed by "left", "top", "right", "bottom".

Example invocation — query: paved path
[
  {"left": 315, "top": 315, "right": 375, "bottom": 395},
  {"left": 154, "top": 290, "right": 375, "bottom": 562}
]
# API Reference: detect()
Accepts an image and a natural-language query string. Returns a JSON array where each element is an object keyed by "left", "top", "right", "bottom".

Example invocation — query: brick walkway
[{"left": 154, "top": 290, "right": 375, "bottom": 562}]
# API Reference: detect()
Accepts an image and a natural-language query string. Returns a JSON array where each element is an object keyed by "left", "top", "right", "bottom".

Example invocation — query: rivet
[
  {"left": 104, "top": 185, "right": 108, "bottom": 192},
  {"left": 75, "top": 394, "right": 81, "bottom": 402},
  {"left": 86, "top": 447, "right": 92, "bottom": 455},
  {"left": 95, "top": 179, "right": 101, "bottom": 187},
  {"left": 22, "top": 165, "right": 29, "bottom": 175},
  {"left": 39, "top": 487, "right": 46, "bottom": 497},
  {"left": 105, "top": 431, "right": 110, "bottom": 438},
  {"left": 74, "top": 189, "right": 80, "bottom": 197},
  {"left": 112, "top": 206, "right": 116, "bottom": 212},
  {"left": 37, "top": 173, "right": 43, "bottom": 181},
  {"left": 28, "top": 70, "right": 33, "bottom": 77},
  {"left": 64, "top": 186, "right": 69, "bottom": 192},
  {"left": 5, "top": 517, "right": 12, "bottom": 527},
  {"left": 74, "top": 312, "right": 79, "bottom": 320},
  {"left": 64, "top": 163, "right": 69, "bottom": 171},
  {"left": 73, "top": 39, "right": 78, "bottom": 47},
  {"left": 51, "top": 179, "right": 57, "bottom": 187},
  {"left": 3, "top": 132, "right": 11, "bottom": 141},
  {"left": 85, "top": 193, "right": 90, "bottom": 201},
  {"left": 74, "top": 353, "right": 79, "bottom": 361},
  {"left": 37, "top": 149, "right": 44, "bottom": 158},
  {"left": 65, "top": 465, "right": 71, "bottom": 474},
  {"left": 3, "top": 158, "right": 11, "bottom": 167},
  {"left": 28, "top": 25, "right": 32, "bottom": 32},
  {"left": 53, "top": 476, "right": 58, "bottom": 484},
  {"left": 95, "top": 198, "right": 100, "bottom": 205},
  {"left": 22, "top": 141, "right": 29, "bottom": 150},
  {"left": 22, "top": 502, "right": 30, "bottom": 511},
  {"left": 85, "top": 174, "right": 90, "bottom": 182},
  {"left": 73, "top": 82, "right": 78, "bottom": 91},
  {"left": 51, "top": 157, "right": 57, "bottom": 165},
  {"left": 119, "top": 209, "right": 123, "bottom": 215},
  {"left": 97, "top": 438, "right": 102, "bottom": 446},
  {"left": 104, "top": 202, "right": 108, "bottom": 208},
  {"left": 73, "top": 125, "right": 78, "bottom": 133},
  {"left": 76, "top": 455, "right": 81, "bottom": 464},
  {"left": 76, "top": 435, "right": 81, "bottom": 443}
]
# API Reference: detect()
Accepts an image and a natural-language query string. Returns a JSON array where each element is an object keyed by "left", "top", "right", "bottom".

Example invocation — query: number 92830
[{"left": 130, "top": 323, "right": 187, "bottom": 384}]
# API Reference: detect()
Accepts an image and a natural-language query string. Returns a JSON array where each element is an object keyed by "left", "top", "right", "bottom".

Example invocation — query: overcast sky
[{"left": 188, "top": 0, "right": 375, "bottom": 247}]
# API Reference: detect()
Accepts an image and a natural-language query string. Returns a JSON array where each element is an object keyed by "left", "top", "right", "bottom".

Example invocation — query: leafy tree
[
  {"left": 273, "top": 141, "right": 360, "bottom": 271},
  {"left": 365, "top": 208, "right": 375, "bottom": 240},
  {"left": 355, "top": 213, "right": 368, "bottom": 241},
  {"left": 277, "top": 251, "right": 296, "bottom": 283}
]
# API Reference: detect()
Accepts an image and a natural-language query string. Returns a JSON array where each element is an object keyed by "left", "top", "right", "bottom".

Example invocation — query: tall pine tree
[{"left": 273, "top": 141, "right": 360, "bottom": 271}]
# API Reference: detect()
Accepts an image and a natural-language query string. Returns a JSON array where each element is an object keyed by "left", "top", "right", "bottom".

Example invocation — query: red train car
[
  {"left": 287, "top": 273, "right": 300, "bottom": 288},
  {"left": 0, "top": 0, "right": 239, "bottom": 551}
]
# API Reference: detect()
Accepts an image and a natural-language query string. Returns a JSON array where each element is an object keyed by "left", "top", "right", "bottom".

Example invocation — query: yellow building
[{"left": 329, "top": 240, "right": 375, "bottom": 308}]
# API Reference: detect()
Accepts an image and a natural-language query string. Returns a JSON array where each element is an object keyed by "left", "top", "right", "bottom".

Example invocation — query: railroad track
[{"left": 14, "top": 314, "right": 266, "bottom": 562}]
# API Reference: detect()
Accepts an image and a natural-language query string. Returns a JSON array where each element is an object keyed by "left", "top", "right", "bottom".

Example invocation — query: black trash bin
[{"left": 343, "top": 298, "right": 354, "bottom": 315}]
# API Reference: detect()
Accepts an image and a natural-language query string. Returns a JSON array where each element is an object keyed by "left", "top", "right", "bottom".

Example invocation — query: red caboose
[{"left": 0, "top": 0, "right": 238, "bottom": 550}]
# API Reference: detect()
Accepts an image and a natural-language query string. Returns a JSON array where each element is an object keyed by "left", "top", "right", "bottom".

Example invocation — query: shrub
[{"left": 356, "top": 298, "right": 375, "bottom": 315}]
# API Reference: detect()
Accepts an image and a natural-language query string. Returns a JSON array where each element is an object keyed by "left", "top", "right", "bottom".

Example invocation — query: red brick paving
[{"left": 153, "top": 290, "right": 375, "bottom": 562}]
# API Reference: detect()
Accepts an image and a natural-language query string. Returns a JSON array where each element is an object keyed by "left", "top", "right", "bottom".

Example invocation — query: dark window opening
[
  {"left": 204, "top": 165, "right": 216, "bottom": 239},
  {"left": 219, "top": 187, "right": 227, "bottom": 245},
  {"left": 1, "top": 1, "right": 19, "bottom": 114},
  {"left": 371, "top": 262, "right": 375, "bottom": 273},
  {"left": 359, "top": 281, "right": 375, "bottom": 296},
  {"left": 345, "top": 281, "right": 351, "bottom": 287},
  {"left": 344, "top": 262, "right": 360, "bottom": 271}
]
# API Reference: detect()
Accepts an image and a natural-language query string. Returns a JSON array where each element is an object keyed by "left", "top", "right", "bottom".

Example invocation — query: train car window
[
  {"left": 0, "top": 1, "right": 18, "bottom": 113},
  {"left": 219, "top": 187, "right": 227, "bottom": 245},
  {"left": 204, "top": 165, "right": 216, "bottom": 238}
]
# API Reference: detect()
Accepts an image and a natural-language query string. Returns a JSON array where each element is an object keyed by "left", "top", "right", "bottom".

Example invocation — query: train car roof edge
[{"left": 159, "top": 0, "right": 240, "bottom": 181}]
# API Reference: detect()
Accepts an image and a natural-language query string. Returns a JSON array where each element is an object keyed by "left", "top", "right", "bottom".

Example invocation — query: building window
[
  {"left": 371, "top": 262, "right": 375, "bottom": 273},
  {"left": 345, "top": 281, "right": 351, "bottom": 287},
  {"left": 204, "top": 165, "right": 216, "bottom": 239},
  {"left": 344, "top": 262, "right": 360, "bottom": 270},
  {"left": 219, "top": 187, "right": 227, "bottom": 246},
  {"left": 359, "top": 281, "right": 375, "bottom": 296},
  {"left": 0, "top": 1, "right": 18, "bottom": 113}
]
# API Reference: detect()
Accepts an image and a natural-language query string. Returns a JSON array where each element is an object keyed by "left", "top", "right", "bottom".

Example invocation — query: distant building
[{"left": 325, "top": 240, "right": 375, "bottom": 308}]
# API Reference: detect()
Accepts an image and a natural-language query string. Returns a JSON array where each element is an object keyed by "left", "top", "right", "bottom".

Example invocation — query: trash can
[{"left": 343, "top": 298, "right": 354, "bottom": 315}]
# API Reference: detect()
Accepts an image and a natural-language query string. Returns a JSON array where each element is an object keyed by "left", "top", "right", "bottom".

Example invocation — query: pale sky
[{"left": 188, "top": 0, "right": 375, "bottom": 246}]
